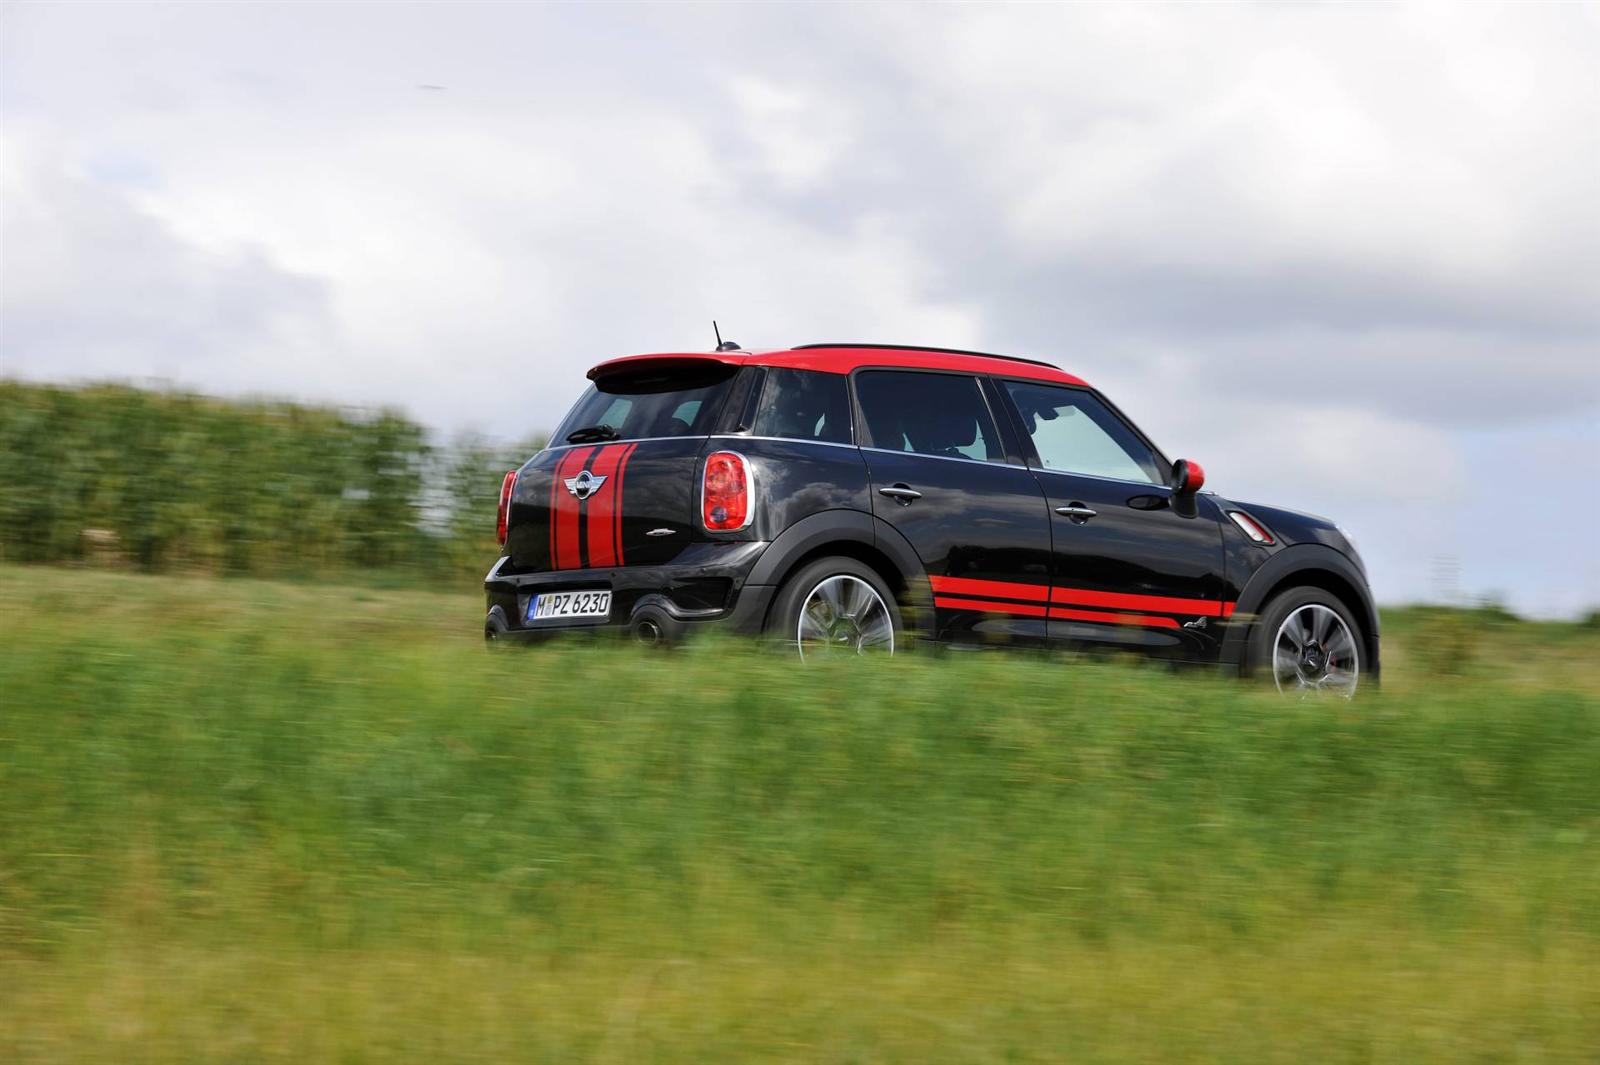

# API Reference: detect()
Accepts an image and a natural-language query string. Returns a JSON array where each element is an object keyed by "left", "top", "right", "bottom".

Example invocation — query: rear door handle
[
  {"left": 1055, "top": 503, "right": 1097, "bottom": 521},
  {"left": 879, "top": 484, "right": 922, "bottom": 504}
]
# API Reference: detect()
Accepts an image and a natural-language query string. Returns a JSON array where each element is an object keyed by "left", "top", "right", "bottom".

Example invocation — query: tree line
[{"left": 0, "top": 380, "right": 544, "bottom": 582}]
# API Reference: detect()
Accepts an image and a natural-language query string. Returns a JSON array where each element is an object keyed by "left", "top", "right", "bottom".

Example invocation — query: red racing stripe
[
  {"left": 935, "top": 595, "right": 1181, "bottom": 629},
  {"left": 930, "top": 575, "right": 1049, "bottom": 602},
  {"left": 931, "top": 574, "right": 1231, "bottom": 618},
  {"left": 933, "top": 595, "right": 1050, "bottom": 618},
  {"left": 612, "top": 443, "right": 637, "bottom": 566},
  {"left": 1049, "top": 607, "right": 1181, "bottom": 629},
  {"left": 547, "top": 455, "right": 562, "bottom": 568},
  {"left": 550, "top": 448, "right": 589, "bottom": 570},
  {"left": 583, "top": 444, "right": 628, "bottom": 568},
  {"left": 1050, "top": 586, "right": 1229, "bottom": 618}
]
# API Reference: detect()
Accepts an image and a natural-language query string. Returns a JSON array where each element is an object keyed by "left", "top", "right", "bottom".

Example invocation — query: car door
[
  {"left": 994, "top": 378, "right": 1230, "bottom": 659},
  {"left": 853, "top": 368, "right": 1054, "bottom": 643}
]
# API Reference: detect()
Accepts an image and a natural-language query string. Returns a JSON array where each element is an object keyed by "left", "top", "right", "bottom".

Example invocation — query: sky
[{"left": 2, "top": 1, "right": 1597, "bottom": 616}]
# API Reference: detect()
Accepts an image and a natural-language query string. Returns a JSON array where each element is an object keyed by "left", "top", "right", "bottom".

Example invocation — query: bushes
[{"left": 0, "top": 381, "right": 539, "bottom": 580}]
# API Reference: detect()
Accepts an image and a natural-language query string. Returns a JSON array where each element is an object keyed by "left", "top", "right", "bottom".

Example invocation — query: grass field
[{"left": 2, "top": 565, "right": 1597, "bottom": 1063}]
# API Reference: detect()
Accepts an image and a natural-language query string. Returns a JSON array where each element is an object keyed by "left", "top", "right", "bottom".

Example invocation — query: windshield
[{"left": 551, "top": 363, "right": 738, "bottom": 444}]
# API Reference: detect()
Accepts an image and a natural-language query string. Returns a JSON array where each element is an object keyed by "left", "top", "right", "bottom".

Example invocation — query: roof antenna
[{"left": 713, "top": 320, "right": 741, "bottom": 352}]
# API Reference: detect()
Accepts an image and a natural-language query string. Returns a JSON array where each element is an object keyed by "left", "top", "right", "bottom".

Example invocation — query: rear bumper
[{"left": 483, "top": 540, "right": 776, "bottom": 643}]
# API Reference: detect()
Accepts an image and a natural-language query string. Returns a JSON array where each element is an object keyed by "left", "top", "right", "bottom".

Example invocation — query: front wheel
[
  {"left": 1248, "top": 587, "right": 1364, "bottom": 698},
  {"left": 768, "top": 556, "right": 902, "bottom": 660}
]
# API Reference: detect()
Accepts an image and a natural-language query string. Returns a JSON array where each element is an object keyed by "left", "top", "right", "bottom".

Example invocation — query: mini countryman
[{"left": 485, "top": 343, "right": 1376, "bottom": 695}]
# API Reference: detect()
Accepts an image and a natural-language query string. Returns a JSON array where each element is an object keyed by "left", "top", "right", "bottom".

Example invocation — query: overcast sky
[{"left": 3, "top": 2, "right": 1597, "bottom": 615}]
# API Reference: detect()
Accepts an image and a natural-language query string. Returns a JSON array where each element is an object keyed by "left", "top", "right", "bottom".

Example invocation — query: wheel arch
[
  {"left": 1223, "top": 545, "right": 1380, "bottom": 679},
  {"left": 745, "top": 509, "right": 933, "bottom": 638}
]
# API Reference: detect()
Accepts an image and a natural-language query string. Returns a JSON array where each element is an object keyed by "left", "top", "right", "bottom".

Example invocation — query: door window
[
  {"left": 856, "top": 371, "right": 1002, "bottom": 462},
  {"left": 1002, "top": 381, "right": 1165, "bottom": 485}
]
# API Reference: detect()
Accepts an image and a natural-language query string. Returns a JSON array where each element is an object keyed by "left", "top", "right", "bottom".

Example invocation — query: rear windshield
[{"left": 552, "top": 364, "right": 738, "bottom": 444}]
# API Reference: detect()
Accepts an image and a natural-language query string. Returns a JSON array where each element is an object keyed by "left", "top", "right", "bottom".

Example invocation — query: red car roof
[{"left": 587, "top": 344, "right": 1089, "bottom": 388}]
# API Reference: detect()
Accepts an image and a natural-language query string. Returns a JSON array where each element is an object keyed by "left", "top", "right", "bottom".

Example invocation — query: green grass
[{"left": 1, "top": 565, "right": 1597, "bottom": 1062}]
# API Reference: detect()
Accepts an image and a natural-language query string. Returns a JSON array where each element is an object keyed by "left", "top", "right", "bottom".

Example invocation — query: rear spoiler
[{"left": 587, "top": 352, "right": 747, "bottom": 383}]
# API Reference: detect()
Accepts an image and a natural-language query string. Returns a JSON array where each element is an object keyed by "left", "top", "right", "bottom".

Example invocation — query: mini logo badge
[{"left": 564, "top": 470, "right": 607, "bottom": 500}]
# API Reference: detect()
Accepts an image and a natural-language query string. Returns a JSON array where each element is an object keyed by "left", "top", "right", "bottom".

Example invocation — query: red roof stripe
[{"left": 588, "top": 346, "right": 1088, "bottom": 388}]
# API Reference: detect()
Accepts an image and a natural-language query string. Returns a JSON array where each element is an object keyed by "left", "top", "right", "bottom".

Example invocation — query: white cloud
[
  {"left": 725, "top": 76, "right": 858, "bottom": 194},
  {"left": 1, "top": 126, "right": 343, "bottom": 393}
]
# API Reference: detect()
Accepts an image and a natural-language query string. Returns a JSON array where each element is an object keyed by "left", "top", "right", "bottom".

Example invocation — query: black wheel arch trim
[
  {"left": 1222, "top": 543, "right": 1380, "bottom": 677},
  {"left": 745, "top": 508, "right": 934, "bottom": 638}
]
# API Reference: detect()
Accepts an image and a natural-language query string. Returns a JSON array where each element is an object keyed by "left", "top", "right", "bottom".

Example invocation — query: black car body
[{"left": 486, "top": 344, "right": 1378, "bottom": 691}]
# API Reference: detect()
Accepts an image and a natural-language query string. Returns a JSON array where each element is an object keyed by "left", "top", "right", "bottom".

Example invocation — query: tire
[
  {"left": 1246, "top": 586, "right": 1364, "bottom": 698},
  {"left": 767, "top": 556, "right": 903, "bottom": 660}
]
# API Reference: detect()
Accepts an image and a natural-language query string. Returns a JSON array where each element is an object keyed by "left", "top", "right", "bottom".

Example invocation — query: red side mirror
[{"left": 1172, "top": 459, "right": 1205, "bottom": 495}]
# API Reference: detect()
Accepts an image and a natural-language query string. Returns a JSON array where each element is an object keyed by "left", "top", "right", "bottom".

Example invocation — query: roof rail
[{"left": 792, "top": 342, "right": 1060, "bottom": 371}]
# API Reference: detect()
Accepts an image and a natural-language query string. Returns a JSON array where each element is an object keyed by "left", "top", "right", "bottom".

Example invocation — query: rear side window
[
  {"left": 750, "top": 368, "right": 852, "bottom": 444},
  {"left": 1002, "top": 381, "right": 1165, "bottom": 484},
  {"left": 855, "top": 371, "right": 1003, "bottom": 462},
  {"left": 552, "top": 363, "right": 736, "bottom": 444}
]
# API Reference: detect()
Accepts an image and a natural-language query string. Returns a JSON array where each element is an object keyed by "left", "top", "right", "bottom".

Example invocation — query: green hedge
[{"left": 0, "top": 380, "right": 539, "bottom": 579}]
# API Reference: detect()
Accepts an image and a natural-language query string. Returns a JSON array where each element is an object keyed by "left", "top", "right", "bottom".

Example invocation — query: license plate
[{"left": 526, "top": 590, "right": 611, "bottom": 622}]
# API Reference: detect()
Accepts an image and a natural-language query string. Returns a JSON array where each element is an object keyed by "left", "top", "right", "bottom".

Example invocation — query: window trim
[
  {"left": 847, "top": 365, "right": 1021, "bottom": 467},
  {"left": 708, "top": 433, "right": 861, "bottom": 452},
  {"left": 717, "top": 365, "right": 767, "bottom": 435},
  {"left": 991, "top": 377, "right": 1172, "bottom": 484}
]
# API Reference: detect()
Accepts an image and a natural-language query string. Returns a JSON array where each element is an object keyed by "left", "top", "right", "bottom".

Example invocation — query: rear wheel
[
  {"left": 1248, "top": 587, "right": 1363, "bottom": 698},
  {"left": 769, "top": 556, "right": 902, "bottom": 660}
]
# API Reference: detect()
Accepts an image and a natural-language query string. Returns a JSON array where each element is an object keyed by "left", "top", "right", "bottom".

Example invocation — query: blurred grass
[{"left": 1, "top": 565, "right": 1597, "bottom": 1063}]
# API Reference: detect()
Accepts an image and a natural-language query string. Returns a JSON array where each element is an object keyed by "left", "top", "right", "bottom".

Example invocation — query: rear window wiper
[{"left": 564, "top": 424, "right": 621, "bottom": 444}]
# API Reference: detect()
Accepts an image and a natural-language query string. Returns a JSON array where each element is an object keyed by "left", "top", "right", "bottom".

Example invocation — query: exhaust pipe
[
  {"left": 628, "top": 598, "right": 685, "bottom": 647},
  {"left": 484, "top": 605, "right": 511, "bottom": 644}
]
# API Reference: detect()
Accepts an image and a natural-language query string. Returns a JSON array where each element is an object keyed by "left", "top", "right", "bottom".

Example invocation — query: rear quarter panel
[{"left": 706, "top": 436, "right": 873, "bottom": 544}]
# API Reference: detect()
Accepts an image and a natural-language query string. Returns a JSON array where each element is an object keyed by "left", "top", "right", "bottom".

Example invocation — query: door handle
[
  {"left": 879, "top": 484, "right": 922, "bottom": 504},
  {"left": 1055, "top": 503, "right": 1097, "bottom": 522}
]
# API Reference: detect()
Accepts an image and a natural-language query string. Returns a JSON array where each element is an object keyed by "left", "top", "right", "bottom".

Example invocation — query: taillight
[
  {"left": 702, "top": 451, "right": 752, "bottom": 530},
  {"left": 496, "top": 470, "right": 518, "bottom": 545},
  {"left": 1227, "top": 510, "right": 1275, "bottom": 545}
]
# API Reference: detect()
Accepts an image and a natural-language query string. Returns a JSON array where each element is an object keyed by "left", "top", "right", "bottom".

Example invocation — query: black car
[{"left": 486, "top": 343, "right": 1377, "bottom": 695}]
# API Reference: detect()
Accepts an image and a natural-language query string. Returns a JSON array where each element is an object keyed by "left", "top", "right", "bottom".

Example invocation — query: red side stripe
[
  {"left": 584, "top": 444, "right": 627, "bottom": 568},
  {"left": 934, "top": 595, "right": 1049, "bottom": 617},
  {"left": 934, "top": 595, "right": 1181, "bottom": 629},
  {"left": 1050, "top": 586, "right": 1228, "bottom": 618},
  {"left": 930, "top": 575, "right": 1049, "bottom": 602},
  {"left": 551, "top": 448, "right": 588, "bottom": 571},
  {"left": 930, "top": 574, "right": 1232, "bottom": 618},
  {"left": 1049, "top": 607, "right": 1181, "bottom": 629}
]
